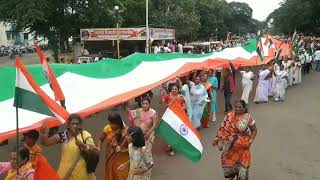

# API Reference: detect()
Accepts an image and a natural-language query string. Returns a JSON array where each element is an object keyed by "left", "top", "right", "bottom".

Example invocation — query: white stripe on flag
[
  {"left": 16, "top": 69, "right": 35, "bottom": 93},
  {"left": 162, "top": 108, "right": 203, "bottom": 153}
]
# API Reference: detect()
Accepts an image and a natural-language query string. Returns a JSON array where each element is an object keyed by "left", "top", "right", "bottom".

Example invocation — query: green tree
[
  {"left": 226, "top": 2, "right": 257, "bottom": 35},
  {"left": 268, "top": 0, "right": 320, "bottom": 35},
  {"left": 149, "top": 0, "right": 201, "bottom": 41},
  {"left": 196, "top": 0, "right": 230, "bottom": 40},
  {"left": 0, "top": 0, "right": 263, "bottom": 59},
  {"left": 0, "top": 0, "right": 122, "bottom": 62}
]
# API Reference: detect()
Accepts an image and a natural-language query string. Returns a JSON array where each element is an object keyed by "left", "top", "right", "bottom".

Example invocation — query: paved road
[
  {"left": 151, "top": 71, "right": 320, "bottom": 180},
  {"left": 0, "top": 52, "right": 52, "bottom": 67},
  {"left": 0, "top": 56, "right": 319, "bottom": 180}
]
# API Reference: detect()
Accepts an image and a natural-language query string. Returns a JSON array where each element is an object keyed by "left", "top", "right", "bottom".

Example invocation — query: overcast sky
[{"left": 226, "top": 0, "right": 283, "bottom": 21}]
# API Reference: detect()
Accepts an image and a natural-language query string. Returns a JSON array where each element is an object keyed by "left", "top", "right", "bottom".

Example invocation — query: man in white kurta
[{"left": 274, "top": 64, "right": 289, "bottom": 102}]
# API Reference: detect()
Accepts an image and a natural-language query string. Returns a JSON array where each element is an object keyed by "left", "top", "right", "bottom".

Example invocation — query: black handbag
[{"left": 80, "top": 132, "right": 100, "bottom": 173}]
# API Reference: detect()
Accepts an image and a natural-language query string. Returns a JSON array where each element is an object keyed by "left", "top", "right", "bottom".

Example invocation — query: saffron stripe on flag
[
  {"left": 156, "top": 120, "right": 202, "bottom": 162},
  {"left": 168, "top": 100, "right": 201, "bottom": 139},
  {"left": 161, "top": 108, "right": 203, "bottom": 154}
]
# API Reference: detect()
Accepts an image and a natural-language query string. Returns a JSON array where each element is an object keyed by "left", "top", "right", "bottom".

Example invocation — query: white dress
[
  {"left": 254, "top": 69, "right": 270, "bottom": 102},
  {"left": 293, "top": 62, "right": 302, "bottom": 84},
  {"left": 240, "top": 71, "right": 254, "bottom": 104},
  {"left": 274, "top": 70, "right": 288, "bottom": 101},
  {"left": 127, "top": 144, "right": 154, "bottom": 180},
  {"left": 283, "top": 61, "right": 293, "bottom": 87}
]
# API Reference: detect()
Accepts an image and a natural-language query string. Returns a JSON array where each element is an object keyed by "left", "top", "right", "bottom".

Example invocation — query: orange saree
[
  {"left": 104, "top": 125, "right": 129, "bottom": 180},
  {"left": 216, "top": 112, "right": 255, "bottom": 179}
]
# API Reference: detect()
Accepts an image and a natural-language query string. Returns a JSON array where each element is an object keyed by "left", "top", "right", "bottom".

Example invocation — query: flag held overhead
[
  {"left": 14, "top": 57, "right": 69, "bottom": 124},
  {"left": 34, "top": 42, "right": 65, "bottom": 103}
]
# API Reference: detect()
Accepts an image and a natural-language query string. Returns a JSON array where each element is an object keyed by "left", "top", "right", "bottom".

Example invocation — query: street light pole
[
  {"left": 114, "top": 6, "right": 120, "bottom": 59},
  {"left": 146, "top": 0, "right": 149, "bottom": 54},
  {"left": 117, "top": 22, "right": 120, "bottom": 59}
]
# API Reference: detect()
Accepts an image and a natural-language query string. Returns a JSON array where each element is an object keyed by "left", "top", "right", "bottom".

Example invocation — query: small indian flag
[
  {"left": 156, "top": 99, "right": 203, "bottom": 163},
  {"left": 14, "top": 57, "right": 69, "bottom": 124},
  {"left": 34, "top": 41, "right": 65, "bottom": 105}
]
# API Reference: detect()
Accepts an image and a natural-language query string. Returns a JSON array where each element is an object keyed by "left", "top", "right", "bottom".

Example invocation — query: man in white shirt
[
  {"left": 178, "top": 43, "right": 183, "bottom": 53},
  {"left": 163, "top": 44, "right": 171, "bottom": 53},
  {"left": 305, "top": 50, "right": 312, "bottom": 74},
  {"left": 313, "top": 48, "right": 320, "bottom": 72},
  {"left": 153, "top": 43, "right": 160, "bottom": 54},
  {"left": 299, "top": 51, "right": 306, "bottom": 74}
]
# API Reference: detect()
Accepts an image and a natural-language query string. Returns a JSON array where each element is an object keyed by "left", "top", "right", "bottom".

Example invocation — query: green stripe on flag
[
  {"left": 156, "top": 120, "right": 201, "bottom": 163},
  {"left": 0, "top": 38, "right": 264, "bottom": 101},
  {"left": 242, "top": 39, "right": 257, "bottom": 53},
  {"left": 14, "top": 87, "right": 54, "bottom": 117}
]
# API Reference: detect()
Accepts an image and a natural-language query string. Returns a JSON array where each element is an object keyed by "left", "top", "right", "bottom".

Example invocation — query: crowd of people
[
  {"left": 152, "top": 37, "right": 248, "bottom": 55},
  {"left": 1, "top": 41, "right": 319, "bottom": 180},
  {"left": 0, "top": 62, "right": 255, "bottom": 180}
]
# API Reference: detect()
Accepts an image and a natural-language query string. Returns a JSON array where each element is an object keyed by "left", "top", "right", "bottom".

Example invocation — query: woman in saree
[
  {"left": 1, "top": 146, "right": 35, "bottom": 180},
  {"left": 97, "top": 112, "right": 129, "bottom": 180},
  {"left": 240, "top": 67, "right": 254, "bottom": 104},
  {"left": 254, "top": 65, "right": 271, "bottom": 104},
  {"left": 212, "top": 100, "right": 257, "bottom": 180},
  {"left": 128, "top": 97, "right": 158, "bottom": 170},
  {"left": 200, "top": 72, "right": 213, "bottom": 128},
  {"left": 40, "top": 114, "right": 98, "bottom": 180},
  {"left": 190, "top": 76, "right": 209, "bottom": 130},
  {"left": 160, "top": 83, "right": 185, "bottom": 155},
  {"left": 178, "top": 75, "right": 193, "bottom": 120},
  {"left": 118, "top": 127, "right": 154, "bottom": 180},
  {"left": 160, "top": 83, "right": 186, "bottom": 109},
  {"left": 208, "top": 69, "right": 219, "bottom": 122}
]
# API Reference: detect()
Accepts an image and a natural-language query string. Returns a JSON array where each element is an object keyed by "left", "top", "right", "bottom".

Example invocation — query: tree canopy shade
[{"left": 267, "top": 0, "right": 320, "bottom": 35}]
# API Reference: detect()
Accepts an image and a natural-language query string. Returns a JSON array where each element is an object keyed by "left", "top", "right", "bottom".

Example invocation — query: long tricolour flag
[
  {"left": 156, "top": 99, "right": 203, "bottom": 163},
  {"left": 34, "top": 42, "right": 65, "bottom": 104},
  {"left": 0, "top": 38, "right": 291, "bottom": 141},
  {"left": 14, "top": 58, "right": 69, "bottom": 124}
]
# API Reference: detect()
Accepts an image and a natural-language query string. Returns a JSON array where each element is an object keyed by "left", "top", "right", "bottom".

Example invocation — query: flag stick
[
  {"left": 15, "top": 58, "right": 20, "bottom": 176},
  {"left": 15, "top": 98, "right": 20, "bottom": 176}
]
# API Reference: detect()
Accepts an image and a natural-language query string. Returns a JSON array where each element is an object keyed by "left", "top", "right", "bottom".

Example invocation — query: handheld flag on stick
[
  {"left": 156, "top": 99, "right": 203, "bottom": 163},
  {"left": 264, "top": 32, "right": 273, "bottom": 48},
  {"left": 275, "top": 48, "right": 282, "bottom": 64},
  {"left": 34, "top": 41, "right": 66, "bottom": 108},
  {"left": 256, "top": 30, "right": 264, "bottom": 62},
  {"left": 35, "top": 154, "right": 61, "bottom": 180},
  {"left": 14, "top": 57, "right": 69, "bottom": 124}
]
